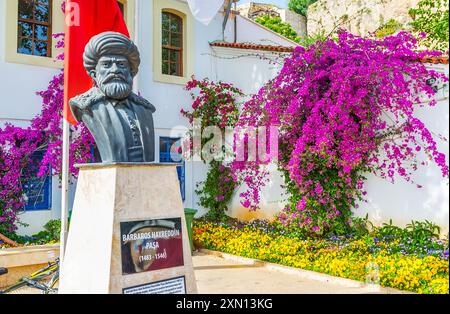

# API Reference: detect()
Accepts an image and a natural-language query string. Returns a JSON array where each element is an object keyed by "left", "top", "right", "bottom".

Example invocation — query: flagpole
[
  {"left": 133, "top": 0, "right": 140, "bottom": 94},
  {"left": 59, "top": 116, "right": 70, "bottom": 266}
]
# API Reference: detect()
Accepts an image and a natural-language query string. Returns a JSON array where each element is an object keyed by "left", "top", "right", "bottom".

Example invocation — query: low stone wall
[{"left": 0, "top": 244, "right": 59, "bottom": 288}]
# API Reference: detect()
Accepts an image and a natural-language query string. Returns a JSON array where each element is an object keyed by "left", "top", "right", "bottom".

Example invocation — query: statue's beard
[{"left": 98, "top": 75, "right": 133, "bottom": 100}]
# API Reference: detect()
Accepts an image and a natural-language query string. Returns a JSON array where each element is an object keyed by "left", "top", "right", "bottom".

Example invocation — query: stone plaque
[
  {"left": 122, "top": 276, "right": 186, "bottom": 294},
  {"left": 120, "top": 218, "right": 184, "bottom": 275},
  {"left": 59, "top": 165, "right": 197, "bottom": 294}
]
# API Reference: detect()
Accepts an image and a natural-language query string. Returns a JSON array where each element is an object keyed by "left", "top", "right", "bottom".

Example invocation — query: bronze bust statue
[{"left": 70, "top": 32, "right": 156, "bottom": 163}]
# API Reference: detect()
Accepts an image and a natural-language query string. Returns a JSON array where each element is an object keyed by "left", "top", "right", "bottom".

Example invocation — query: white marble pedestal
[{"left": 59, "top": 163, "right": 197, "bottom": 294}]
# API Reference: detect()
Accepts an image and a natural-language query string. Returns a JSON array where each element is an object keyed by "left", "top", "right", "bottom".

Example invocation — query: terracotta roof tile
[
  {"left": 210, "top": 42, "right": 294, "bottom": 53},
  {"left": 419, "top": 56, "right": 449, "bottom": 64},
  {"left": 210, "top": 42, "right": 449, "bottom": 64}
]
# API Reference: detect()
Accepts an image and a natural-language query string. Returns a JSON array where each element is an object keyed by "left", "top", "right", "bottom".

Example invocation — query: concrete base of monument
[{"left": 59, "top": 163, "right": 197, "bottom": 294}]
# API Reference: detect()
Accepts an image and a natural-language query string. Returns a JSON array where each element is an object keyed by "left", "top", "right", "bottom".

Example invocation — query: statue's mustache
[{"left": 102, "top": 74, "right": 129, "bottom": 84}]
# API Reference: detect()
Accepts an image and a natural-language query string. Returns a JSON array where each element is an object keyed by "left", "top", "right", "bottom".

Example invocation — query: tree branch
[{"left": 0, "top": 232, "right": 19, "bottom": 247}]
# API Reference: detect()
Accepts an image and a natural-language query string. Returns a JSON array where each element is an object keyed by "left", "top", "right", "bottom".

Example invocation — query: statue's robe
[{"left": 69, "top": 87, "right": 156, "bottom": 163}]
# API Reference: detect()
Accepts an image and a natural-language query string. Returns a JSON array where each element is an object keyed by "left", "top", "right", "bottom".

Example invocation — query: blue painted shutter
[
  {"left": 159, "top": 137, "right": 185, "bottom": 201},
  {"left": 23, "top": 150, "right": 52, "bottom": 211}
]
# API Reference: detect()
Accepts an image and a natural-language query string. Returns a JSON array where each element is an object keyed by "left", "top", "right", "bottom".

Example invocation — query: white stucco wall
[
  {"left": 0, "top": 0, "right": 60, "bottom": 122},
  {"left": 229, "top": 62, "right": 449, "bottom": 234},
  {"left": 354, "top": 65, "right": 450, "bottom": 233},
  {"left": 1, "top": 0, "right": 296, "bottom": 233},
  {"left": 4, "top": 0, "right": 445, "bottom": 235},
  {"left": 0, "top": 0, "right": 72, "bottom": 235},
  {"left": 134, "top": 1, "right": 297, "bottom": 218},
  {"left": 15, "top": 179, "right": 76, "bottom": 235},
  {"left": 235, "top": 15, "right": 298, "bottom": 47}
]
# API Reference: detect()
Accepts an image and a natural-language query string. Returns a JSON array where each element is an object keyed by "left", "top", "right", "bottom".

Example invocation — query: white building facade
[
  {"left": 0, "top": 0, "right": 448, "bottom": 236},
  {"left": 0, "top": 0, "right": 295, "bottom": 235}
]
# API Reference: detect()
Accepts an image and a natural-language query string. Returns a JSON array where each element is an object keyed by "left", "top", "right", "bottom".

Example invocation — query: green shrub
[
  {"left": 255, "top": 15, "right": 301, "bottom": 43},
  {"left": 409, "top": 0, "right": 449, "bottom": 52},
  {"left": 375, "top": 19, "right": 403, "bottom": 37},
  {"left": 26, "top": 219, "right": 61, "bottom": 245},
  {"left": 288, "top": 0, "right": 318, "bottom": 17},
  {"left": 197, "top": 161, "right": 237, "bottom": 222}
]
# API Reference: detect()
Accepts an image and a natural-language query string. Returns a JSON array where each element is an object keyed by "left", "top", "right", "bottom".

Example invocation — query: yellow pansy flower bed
[{"left": 193, "top": 221, "right": 449, "bottom": 294}]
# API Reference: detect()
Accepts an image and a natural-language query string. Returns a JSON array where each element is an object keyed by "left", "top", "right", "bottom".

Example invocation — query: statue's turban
[{"left": 83, "top": 31, "right": 140, "bottom": 77}]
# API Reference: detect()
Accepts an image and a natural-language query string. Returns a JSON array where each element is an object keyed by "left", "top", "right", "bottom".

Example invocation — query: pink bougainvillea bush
[
  {"left": 232, "top": 31, "right": 449, "bottom": 236},
  {"left": 0, "top": 34, "right": 94, "bottom": 235}
]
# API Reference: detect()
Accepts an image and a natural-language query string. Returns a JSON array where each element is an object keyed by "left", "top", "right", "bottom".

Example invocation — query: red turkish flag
[{"left": 64, "top": 0, "right": 130, "bottom": 125}]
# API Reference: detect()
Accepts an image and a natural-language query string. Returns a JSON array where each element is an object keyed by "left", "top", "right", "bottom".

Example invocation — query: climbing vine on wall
[
  {"left": 181, "top": 77, "right": 243, "bottom": 221},
  {"left": 409, "top": 0, "right": 449, "bottom": 52}
]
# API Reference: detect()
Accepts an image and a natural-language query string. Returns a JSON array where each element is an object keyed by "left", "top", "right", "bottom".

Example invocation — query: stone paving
[
  {"left": 193, "top": 250, "right": 408, "bottom": 294},
  {"left": 4, "top": 250, "right": 409, "bottom": 294}
]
